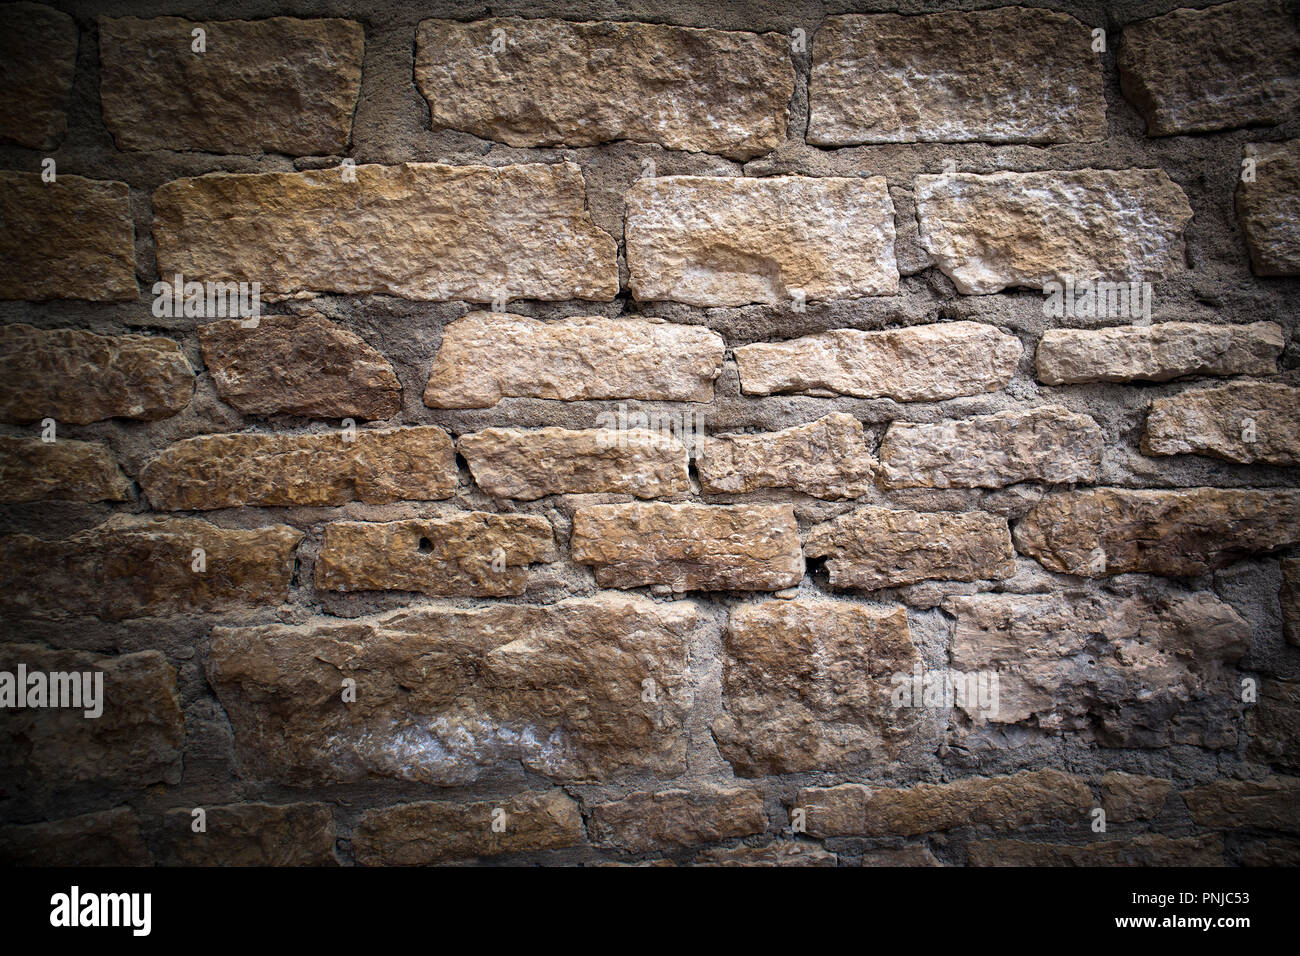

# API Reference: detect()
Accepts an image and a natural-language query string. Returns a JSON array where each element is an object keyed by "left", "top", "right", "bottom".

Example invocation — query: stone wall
[{"left": 0, "top": 0, "right": 1297, "bottom": 867}]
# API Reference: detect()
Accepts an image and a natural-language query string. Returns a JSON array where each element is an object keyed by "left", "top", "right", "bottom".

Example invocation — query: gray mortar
[{"left": 0, "top": 0, "right": 1297, "bottom": 866}]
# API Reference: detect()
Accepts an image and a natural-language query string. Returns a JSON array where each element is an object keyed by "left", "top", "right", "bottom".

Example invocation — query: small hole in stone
[{"left": 417, "top": 537, "right": 433, "bottom": 554}]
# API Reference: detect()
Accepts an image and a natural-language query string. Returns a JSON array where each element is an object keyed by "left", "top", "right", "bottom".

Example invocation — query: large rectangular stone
[
  {"left": 140, "top": 427, "right": 457, "bottom": 510},
  {"left": 809, "top": 9, "right": 1104, "bottom": 145},
  {"left": 0, "top": 3, "right": 78, "bottom": 149},
  {"left": 0, "top": 809, "right": 152, "bottom": 867},
  {"left": 570, "top": 502, "right": 803, "bottom": 592},
  {"left": 0, "top": 325, "right": 193, "bottom": 424},
  {"left": 734, "top": 322, "right": 1020, "bottom": 401},
  {"left": 0, "top": 437, "right": 130, "bottom": 503},
  {"left": 354, "top": 791, "right": 584, "bottom": 865},
  {"left": 153, "top": 163, "right": 618, "bottom": 302},
  {"left": 712, "top": 600, "right": 919, "bottom": 775},
  {"left": 805, "top": 507, "right": 1015, "bottom": 590},
  {"left": 878, "top": 406, "right": 1103, "bottom": 489},
  {"left": 1183, "top": 777, "right": 1300, "bottom": 832},
  {"left": 1036, "top": 321, "right": 1284, "bottom": 385},
  {"left": 946, "top": 591, "right": 1249, "bottom": 747},
  {"left": 197, "top": 313, "right": 401, "bottom": 420},
  {"left": 206, "top": 594, "right": 698, "bottom": 786},
  {"left": 625, "top": 175, "right": 898, "bottom": 306},
  {"left": 424, "top": 313, "right": 724, "bottom": 409},
  {"left": 314, "top": 514, "right": 556, "bottom": 597},
  {"left": 162, "top": 803, "right": 337, "bottom": 866},
  {"left": 100, "top": 16, "right": 363, "bottom": 155},
  {"left": 458, "top": 427, "right": 689, "bottom": 500},
  {"left": 1014, "top": 488, "right": 1300, "bottom": 577},
  {"left": 797, "top": 770, "right": 1091, "bottom": 838},
  {"left": 969, "top": 834, "right": 1223, "bottom": 867},
  {"left": 0, "top": 644, "right": 183, "bottom": 793},
  {"left": 416, "top": 18, "right": 792, "bottom": 160},
  {"left": 0, "top": 173, "right": 137, "bottom": 301},
  {"left": 915, "top": 169, "right": 1192, "bottom": 294},
  {"left": 588, "top": 788, "right": 765, "bottom": 854},
  {"left": 1118, "top": 0, "right": 1300, "bottom": 136},
  {"left": 1237, "top": 140, "right": 1300, "bottom": 275},
  {"left": 698, "top": 413, "right": 875, "bottom": 500},
  {"left": 1144, "top": 382, "right": 1300, "bottom": 465},
  {"left": 0, "top": 515, "right": 301, "bottom": 621}
]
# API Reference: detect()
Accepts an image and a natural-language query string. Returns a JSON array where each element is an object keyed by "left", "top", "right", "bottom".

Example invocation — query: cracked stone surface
[
  {"left": 140, "top": 427, "right": 457, "bottom": 509},
  {"left": 626, "top": 174, "right": 898, "bottom": 306},
  {"left": 1144, "top": 381, "right": 1300, "bottom": 465},
  {"left": 1119, "top": 0, "right": 1300, "bottom": 136},
  {"left": 100, "top": 16, "right": 363, "bottom": 154},
  {"left": 1014, "top": 488, "right": 1300, "bottom": 577},
  {"left": 416, "top": 18, "right": 792, "bottom": 159},
  {"left": 735, "top": 322, "right": 1021, "bottom": 401},
  {"left": 153, "top": 163, "right": 618, "bottom": 302},
  {"left": 424, "top": 312, "right": 725, "bottom": 409},
  {"left": 915, "top": 169, "right": 1192, "bottom": 294},
  {"left": 809, "top": 9, "right": 1104, "bottom": 145},
  {"left": 207, "top": 594, "right": 698, "bottom": 786}
]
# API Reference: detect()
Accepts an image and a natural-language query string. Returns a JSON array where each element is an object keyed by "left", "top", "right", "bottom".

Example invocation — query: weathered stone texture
[
  {"left": 860, "top": 845, "right": 944, "bottom": 867},
  {"left": 1249, "top": 678, "right": 1300, "bottom": 771},
  {"left": 626, "top": 175, "right": 898, "bottom": 305},
  {"left": 1036, "top": 321, "right": 1284, "bottom": 385},
  {"left": 969, "top": 834, "right": 1223, "bottom": 867},
  {"left": 100, "top": 17, "right": 363, "bottom": 155},
  {"left": 879, "top": 406, "right": 1103, "bottom": 489},
  {"left": 915, "top": 169, "right": 1192, "bottom": 294},
  {"left": 0, "top": 809, "right": 152, "bottom": 867},
  {"left": 207, "top": 594, "right": 697, "bottom": 786},
  {"left": 1241, "top": 839, "right": 1300, "bottom": 865},
  {"left": 1101, "top": 772, "right": 1172, "bottom": 822},
  {"left": 948, "top": 590, "right": 1249, "bottom": 747},
  {"left": 0, "top": 325, "right": 192, "bottom": 424},
  {"left": 588, "top": 788, "right": 766, "bottom": 854},
  {"left": 416, "top": 18, "right": 792, "bottom": 159},
  {"left": 1119, "top": 0, "right": 1300, "bottom": 136},
  {"left": 162, "top": 803, "right": 336, "bottom": 866},
  {"left": 0, "top": 3, "right": 77, "bottom": 149},
  {"left": 1237, "top": 140, "right": 1300, "bottom": 275},
  {"left": 1284, "top": 558, "right": 1300, "bottom": 647},
  {"left": 571, "top": 502, "right": 804, "bottom": 591},
  {"left": 1014, "top": 488, "right": 1300, "bottom": 577},
  {"left": 153, "top": 162, "right": 618, "bottom": 302},
  {"left": 712, "top": 600, "right": 920, "bottom": 775},
  {"left": 424, "top": 313, "right": 724, "bottom": 409},
  {"left": 735, "top": 322, "right": 1021, "bottom": 401},
  {"left": 0, "top": 515, "right": 301, "bottom": 621},
  {"left": 809, "top": 9, "right": 1104, "bottom": 145},
  {"left": 1144, "top": 382, "right": 1300, "bottom": 465},
  {"left": 354, "top": 791, "right": 584, "bottom": 865},
  {"left": 314, "top": 514, "right": 556, "bottom": 596},
  {"left": 0, "top": 173, "right": 137, "bottom": 301},
  {"left": 695, "top": 842, "right": 838, "bottom": 867},
  {"left": 0, "top": 644, "right": 183, "bottom": 792},
  {"left": 140, "top": 427, "right": 456, "bottom": 510},
  {"left": 0, "top": 437, "right": 130, "bottom": 503},
  {"left": 1183, "top": 777, "right": 1300, "bottom": 831},
  {"left": 798, "top": 770, "right": 1091, "bottom": 838},
  {"left": 458, "top": 427, "right": 689, "bottom": 500},
  {"left": 197, "top": 313, "right": 401, "bottom": 420},
  {"left": 698, "top": 414, "right": 875, "bottom": 500},
  {"left": 805, "top": 507, "right": 1015, "bottom": 590}
]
